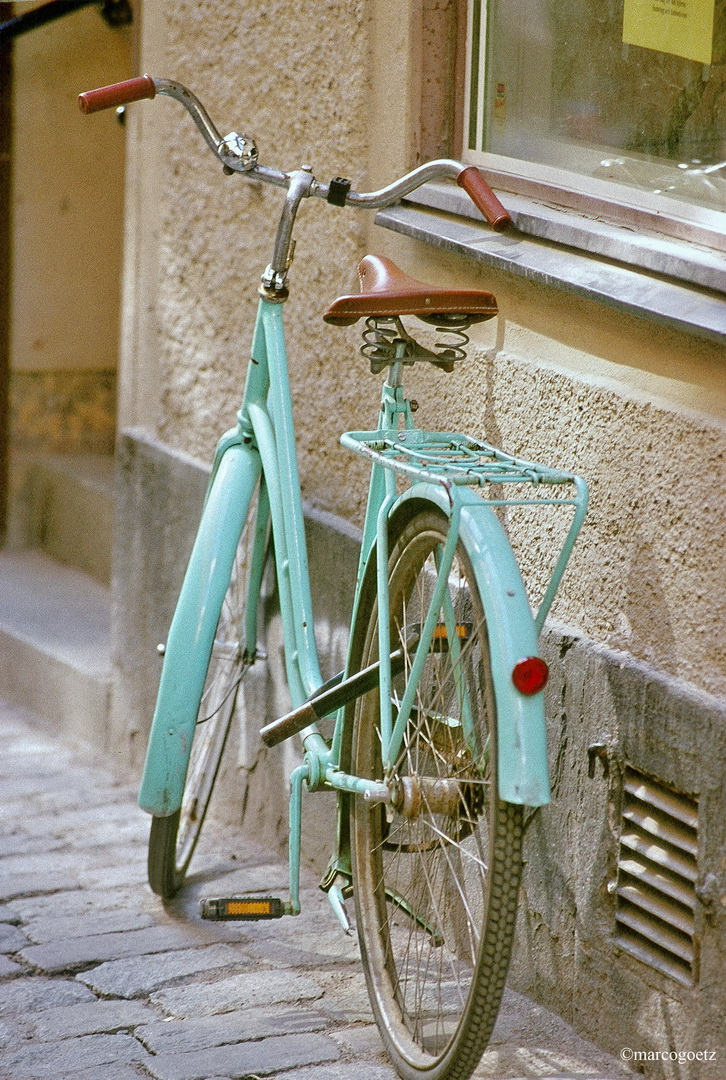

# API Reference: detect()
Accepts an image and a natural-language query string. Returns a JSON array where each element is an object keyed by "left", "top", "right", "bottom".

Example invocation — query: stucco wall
[
  {"left": 10, "top": 3, "right": 131, "bottom": 451},
  {"left": 121, "top": 0, "right": 725, "bottom": 701},
  {"left": 119, "top": 0, "right": 369, "bottom": 450},
  {"left": 11, "top": 4, "right": 130, "bottom": 373},
  {"left": 361, "top": 249, "right": 726, "bottom": 698}
]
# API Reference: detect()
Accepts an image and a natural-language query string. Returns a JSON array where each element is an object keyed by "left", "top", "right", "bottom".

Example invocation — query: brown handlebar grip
[
  {"left": 456, "top": 166, "right": 511, "bottom": 232},
  {"left": 78, "top": 75, "right": 156, "bottom": 115}
]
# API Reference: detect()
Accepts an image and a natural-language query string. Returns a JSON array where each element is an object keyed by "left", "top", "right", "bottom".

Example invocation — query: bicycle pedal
[
  {"left": 430, "top": 621, "right": 472, "bottom": 652},
  {"left": 200, "top": 896, "right": 287, "bottom": 921}
]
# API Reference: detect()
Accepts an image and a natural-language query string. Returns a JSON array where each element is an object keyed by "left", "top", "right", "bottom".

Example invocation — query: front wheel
[
  {"left": 148, "top": 481, "right": 268, "bottom": 898},
  {"left": 350, "top": 507, "right": 523, "bottom": 1080}
]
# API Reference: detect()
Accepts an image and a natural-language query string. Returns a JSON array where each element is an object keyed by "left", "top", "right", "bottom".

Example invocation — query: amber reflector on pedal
[
  {"left": 432, "top": 623, "right": 471, "bottom": 643},
  {"left": 200, "top": 895, "right": 285, "bottom": 920},
  {"left": 512, "top": 657, "right": 549, "bottom": 695},
  {"left": 225, "top": 900, "right": 274, "bottom": 916},
  {"left": 433, "top": 623, "right": 469, "bottom": 639}
]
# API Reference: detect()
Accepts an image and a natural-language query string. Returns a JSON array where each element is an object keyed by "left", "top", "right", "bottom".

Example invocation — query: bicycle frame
[
  {"left": 80, "top": 74, "right": 593, "bottom": 1076},
  {"left": 139, "top": 290, "right": 584, "bottom": 824},
  {"left": 124, "top": 76, "right": 587, "bottom": 924}
]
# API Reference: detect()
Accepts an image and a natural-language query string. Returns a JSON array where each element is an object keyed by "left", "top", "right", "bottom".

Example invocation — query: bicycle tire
[
  {"left": 148, "top": 481, "right": 267, "bottom": 898},
  {"left": 350, "top": 507, "right": 523, "bottom": 1080}
]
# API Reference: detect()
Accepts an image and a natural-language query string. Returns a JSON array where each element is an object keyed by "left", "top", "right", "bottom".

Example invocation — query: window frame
[
  {"left": 374, "top": 0, "right": 726, "bottom": 342},
  {"left": 456, "top": 0, "right": 726, "bottom": 257}
]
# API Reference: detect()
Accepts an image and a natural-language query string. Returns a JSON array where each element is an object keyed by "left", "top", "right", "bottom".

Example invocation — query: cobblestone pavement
[{"left": 0, "top": 698, "right": 635, "bottom": 1080}]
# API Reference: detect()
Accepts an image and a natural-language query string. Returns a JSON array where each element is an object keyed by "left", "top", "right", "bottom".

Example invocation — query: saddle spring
[{"left": 361, "top": 315, "right": 471, "bottom": 374}]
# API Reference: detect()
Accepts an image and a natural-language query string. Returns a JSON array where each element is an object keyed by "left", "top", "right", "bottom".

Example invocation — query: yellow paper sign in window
[{"left": 623, "top": 0, "right": 716, "bottom": 64}]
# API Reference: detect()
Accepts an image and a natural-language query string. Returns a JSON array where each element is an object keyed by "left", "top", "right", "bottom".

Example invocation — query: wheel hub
[{"left": 390, "top": 775, "right": 466, "bottom": 819}]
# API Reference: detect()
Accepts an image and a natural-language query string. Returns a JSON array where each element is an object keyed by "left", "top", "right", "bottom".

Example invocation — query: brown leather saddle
[{"left": 323, "top": 254, "right": 498, "bottom": 326}]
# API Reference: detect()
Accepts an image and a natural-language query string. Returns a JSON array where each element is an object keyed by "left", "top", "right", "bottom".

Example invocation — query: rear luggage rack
[
  {"left": 342, "top": 429, "right": 588, "bottom": 632},
  {"left": 341, "top": 429, "right": 581, "bottom": 501}
]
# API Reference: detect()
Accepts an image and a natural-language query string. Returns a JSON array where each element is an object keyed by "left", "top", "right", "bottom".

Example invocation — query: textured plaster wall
[
  {"left": 137, "top": 0, "right": 369, "bottom": 469},
  {"left": 11, "top": 5, "right": 131, "bottom": 374},
  {"left": 124, "top": 0, "right": 725, "bottom": 703},
  {"left": 375, "top": 242, "right": 726, "bottom": 699}
]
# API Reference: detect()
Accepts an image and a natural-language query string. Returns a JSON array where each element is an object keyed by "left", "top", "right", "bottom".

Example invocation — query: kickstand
[{"left": 326, "top": 874, "right": 353, "bottom": 935}]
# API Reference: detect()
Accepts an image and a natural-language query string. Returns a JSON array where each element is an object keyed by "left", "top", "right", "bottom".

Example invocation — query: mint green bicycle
[{"left": 80, "top": 75, "right": 588, "bottom": 1080}]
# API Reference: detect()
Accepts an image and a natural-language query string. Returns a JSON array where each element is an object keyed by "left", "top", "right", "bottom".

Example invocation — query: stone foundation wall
[{"left": 9, "top": 370, "right": 116, "bottom": 455}]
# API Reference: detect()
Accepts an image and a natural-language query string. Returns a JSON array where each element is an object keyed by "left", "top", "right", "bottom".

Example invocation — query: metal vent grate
[{"left": 615, "top": 766, "right": 698, "bottom": 986}]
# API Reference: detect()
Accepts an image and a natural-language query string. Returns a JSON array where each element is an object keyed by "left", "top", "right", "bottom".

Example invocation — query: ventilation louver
[{"left": 615, "top": 766, "right": 698, "bottom": 986}]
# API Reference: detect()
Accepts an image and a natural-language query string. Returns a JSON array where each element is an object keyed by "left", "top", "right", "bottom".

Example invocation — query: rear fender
[{"left": 392, "top": 483, "right": 550, "bottom": 806}]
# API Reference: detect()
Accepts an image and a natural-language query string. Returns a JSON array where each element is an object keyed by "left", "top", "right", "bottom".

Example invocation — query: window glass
[{"left": 466, "top": 0, "right": 726, "bottom": 213}]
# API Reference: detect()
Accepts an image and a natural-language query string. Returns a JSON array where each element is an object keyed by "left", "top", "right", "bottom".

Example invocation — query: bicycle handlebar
[
  {"left": 78, "top": 75, "right": 511, "bottom": 232},
  {"left": 78, "top": 74, "right": 157, "bottom": 113},
  {"left": 456, "top": 167, "right": 509, "bottom": 232}
]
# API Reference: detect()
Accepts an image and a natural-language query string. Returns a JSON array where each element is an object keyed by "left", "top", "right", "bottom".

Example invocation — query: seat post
[
  {"left": 386, "top": 341, "right": 409, "bottom": 389},
  {"left": 380, "top": 361, "right": 414, "bottom": 432}
]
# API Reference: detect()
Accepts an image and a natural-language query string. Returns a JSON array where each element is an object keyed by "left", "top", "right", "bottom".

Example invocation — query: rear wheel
[
  {"left": 350, "top": 507, "right": 523, "bottom": 1080},
  {"left": 148, "top": 482, "right": 267, "bottom": 898}
]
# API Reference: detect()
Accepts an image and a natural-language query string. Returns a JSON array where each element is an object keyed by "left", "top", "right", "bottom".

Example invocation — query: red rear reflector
[{"left": 512, "top": 657, "right": 549, "bottom": 695}]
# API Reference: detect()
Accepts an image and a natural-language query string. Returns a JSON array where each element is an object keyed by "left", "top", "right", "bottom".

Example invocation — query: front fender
[
  {"left": 393, "top": 483, "right": 550, "bottom": 806},
  {"left": 138, "top": 442, "right": 261, "bottom": 816}
]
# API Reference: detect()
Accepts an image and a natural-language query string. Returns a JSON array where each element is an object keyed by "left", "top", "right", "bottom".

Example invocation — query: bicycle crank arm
[{"left": 259, "top": 632, "right": 420, "bottom": 747}]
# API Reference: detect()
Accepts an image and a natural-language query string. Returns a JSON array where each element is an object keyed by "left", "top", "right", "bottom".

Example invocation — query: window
[
  {"left": 464, "top": 0, "right": 726, "bottom": 233},
  {"left": 379, "top": 1, "right": 725, "bottom": 338}
]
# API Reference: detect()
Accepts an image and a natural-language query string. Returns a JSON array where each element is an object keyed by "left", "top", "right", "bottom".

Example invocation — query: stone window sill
[{"left": 374, "top": 182, "right": 725, "bottom": 345}]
